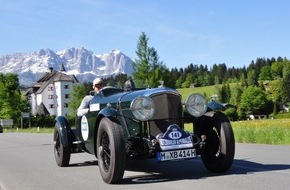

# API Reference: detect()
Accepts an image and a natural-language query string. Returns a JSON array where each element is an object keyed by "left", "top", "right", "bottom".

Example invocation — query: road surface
[{"left": 0, "top": 133, "right": 290, "bottom": 190}]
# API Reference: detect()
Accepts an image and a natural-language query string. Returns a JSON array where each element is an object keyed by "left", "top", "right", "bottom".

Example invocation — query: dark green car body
[{"left": 54, "top": 85, "right": 235, "bottom": 184}]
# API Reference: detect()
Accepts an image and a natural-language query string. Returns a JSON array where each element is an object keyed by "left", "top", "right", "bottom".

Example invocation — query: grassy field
[
  {"left": 232, "top": 119, "right": 290, "bottom": 145},
  {"left": 177, "top": 85, "right": 218, "bottom": 101}
]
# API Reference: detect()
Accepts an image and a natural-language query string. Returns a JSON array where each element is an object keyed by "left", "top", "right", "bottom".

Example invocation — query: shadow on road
[
  {"left": 68, "top": 160, "right": 98, "bottom": 167},
  {"left": 66, "top": 157, "right": 290, "bottom": 184},
  {"left": 121, "top": 158, "right": 290, "bottom": 184}
]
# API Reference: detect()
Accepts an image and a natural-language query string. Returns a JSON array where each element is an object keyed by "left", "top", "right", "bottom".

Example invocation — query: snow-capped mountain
[{"left": 0, "top": 46, "right": 134, "bottom": 86}]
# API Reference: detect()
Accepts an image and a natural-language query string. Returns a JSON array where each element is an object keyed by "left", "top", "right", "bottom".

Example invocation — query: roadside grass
[
  {"left": 232, "top": 119, "right": 290, "bottom": 145},
  {"left": 184, "top": 119, "right": 290, "bottom": 145},
  {"left": 3, "top": 127, "right": 54, "bottom": 134}
]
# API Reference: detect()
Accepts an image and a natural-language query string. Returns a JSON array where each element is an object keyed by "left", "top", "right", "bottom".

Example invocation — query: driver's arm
[{"left": 77, "top": 95, "right": 92, "bottom": 116}]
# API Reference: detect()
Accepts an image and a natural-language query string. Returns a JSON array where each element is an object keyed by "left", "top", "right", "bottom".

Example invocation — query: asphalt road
[{"left": 0, "top": 133, "right": 290, "bottom": 190}]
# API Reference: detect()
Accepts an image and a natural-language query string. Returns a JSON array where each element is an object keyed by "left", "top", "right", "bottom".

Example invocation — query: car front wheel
[
  {"left": 96, "top": 117, "right": 125, "bottom": 184},
  {"left": 53, "top": 126, "right": 71, "bottom": 167},
  {"left": 200, "top": 112, "right": 235, "bottom": 172}
]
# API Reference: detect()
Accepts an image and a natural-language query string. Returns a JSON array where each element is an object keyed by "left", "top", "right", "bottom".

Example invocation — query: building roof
[{"left": 25, "top": 67, "right": 78, "bottom": 96}]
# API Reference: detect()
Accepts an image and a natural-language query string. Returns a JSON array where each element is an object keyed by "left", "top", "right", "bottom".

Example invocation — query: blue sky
[{"left": 1, "top": 0, "right": 290, "bottom": 69}]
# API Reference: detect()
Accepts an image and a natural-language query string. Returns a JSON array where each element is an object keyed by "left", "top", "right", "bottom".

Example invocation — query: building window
[
  {"left": 64, "top": 103, "right": 68, "bottom": 108},
  {"left": 64, "top": 85, "right": 69, "bottom": 89},
  {"left": 48, "top": 86, "right": 53, "bottom": 91},
  {"left": 48, "top": 95, "right": 54, "bottom": 99},
  {"left": 49, "top": 104, "right": 58, "bottom": 108},
  {"left": 65, "top": 94, "right": 70, "bottom": 99}
]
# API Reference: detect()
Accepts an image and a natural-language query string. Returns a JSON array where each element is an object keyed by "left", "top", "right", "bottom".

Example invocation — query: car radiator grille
[{"left": 149, "top": 92, "right": 183, "bottom": 137}]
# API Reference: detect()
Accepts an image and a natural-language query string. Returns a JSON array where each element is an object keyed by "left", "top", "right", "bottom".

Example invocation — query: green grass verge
[
  {"left": 184, "top": 119, "right": 290, "bottom": 145},
  {"left": 2, "top": 127, "right": 54, "bottom": 134},
  {"left": 232, "top": 119, "right": 290, "bottom": 145}
]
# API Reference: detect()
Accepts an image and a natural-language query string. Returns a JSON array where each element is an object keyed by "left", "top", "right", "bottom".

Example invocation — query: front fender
[
  {"left": 95, "top": 107, "right": 118, "bottom": 134},
  {"left": 207, "top": 100, "right": 226, "bottom": 111},
  {"left": 98, "top": 107, "right": 118, "bottom": 118},
  {"left": 55, "top": 116, "right": 71, "bottom": 147}
]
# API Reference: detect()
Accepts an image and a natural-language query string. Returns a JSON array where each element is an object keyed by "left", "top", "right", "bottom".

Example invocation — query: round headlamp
[
  {"left": 185, "top": 93, "right": 207, "bottom": 117},
  {"left": 131, "top": 96, "right": 155, "bottom": 121}
]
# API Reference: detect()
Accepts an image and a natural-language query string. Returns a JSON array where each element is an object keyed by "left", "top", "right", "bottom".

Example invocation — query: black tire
[
  {"left": 200, "top": 112, "right": 235, "bottom": 172},
  {"left": 53, "top": 126, "right": 71, "bottom": 167},
  {"left": 96, "top": 117, "right": 125, "bottom": 184}
]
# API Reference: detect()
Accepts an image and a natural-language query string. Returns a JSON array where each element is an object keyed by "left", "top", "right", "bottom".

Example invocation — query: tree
[
  {"left": 271, "top": 61, "right": 283, "bottom": 79},
  {"left": 0, "top": 73, "right": 27, "bottom": 123},
  {"left": 240, "top": 73, "right": 248, "bottom": 87},
  {"left": 132, "top": 32, "right": 171, "bottom": 88},
  {"left": 266, "top": 80, "right": 282, "bottom": 115},
  {"left": 229, "top": 83, "right": 243, "bottom": 107},
  {"left": 259, "top": 66, "right": 272, "bottom": 81},
  {"left": 218, "top": 83, "right": 231, "bottom": 103},
  {"left": 240, "top": 86, "right": 268, "bottom": 115},
  {"left": 68, "top": 83, "right": 91, "bottom": 118},
  {"left": 281, "top": 60, "right": 290, "bottom": 103},
  {"left": 182, "top": 73, "right": 194, "bottom": 88},
  {"left": 247, "top": 69, "right": 259, "bottom": 86},
  {"left": 175, "top": 76, "right": 184, "bottom": 88},
  {"left": 203, "top": 72, "right": 213, "bottom": 86}
]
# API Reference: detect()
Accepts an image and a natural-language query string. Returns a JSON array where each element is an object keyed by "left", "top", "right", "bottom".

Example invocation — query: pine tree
[
  {"left": 281, "top": 61, "right": 290, "bottom": 103},
  {"left": 132, "top": 32, "right": 171, "bottom": 88}
]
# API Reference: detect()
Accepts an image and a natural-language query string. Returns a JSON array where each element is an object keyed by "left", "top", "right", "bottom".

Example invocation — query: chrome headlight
[
  {"left": 185, "top": 93, "right": 207, "bottom": 117},
  {"left": 131, "top": 96, "right": 155, "bottom": 121}
]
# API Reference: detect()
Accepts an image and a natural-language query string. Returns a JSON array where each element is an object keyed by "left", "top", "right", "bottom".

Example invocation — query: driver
[{"left": 77, "top": 78, "right": 103, "bottom": 116}]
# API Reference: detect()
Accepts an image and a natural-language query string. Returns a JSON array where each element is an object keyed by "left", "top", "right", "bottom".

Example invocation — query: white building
[{"left": 25, "top": 66, "right": 78, "bottom": 116}]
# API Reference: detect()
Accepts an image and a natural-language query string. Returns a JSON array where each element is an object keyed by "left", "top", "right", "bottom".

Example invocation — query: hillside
[{"left": 177, "top": 85, "right": 220, "bottom": 101}]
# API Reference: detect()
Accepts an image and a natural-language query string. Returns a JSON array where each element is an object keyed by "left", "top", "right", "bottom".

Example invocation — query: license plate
[{"left": 157, "top": 148, "right": 196, "bottom": 161}]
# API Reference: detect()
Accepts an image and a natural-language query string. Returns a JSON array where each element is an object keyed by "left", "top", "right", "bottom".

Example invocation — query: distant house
[
  {"left": 281, "top": 103, "right": 289, "bottom": 112},
  {"left": 25, "top": 65, "right": 78, "bottom": 116}
]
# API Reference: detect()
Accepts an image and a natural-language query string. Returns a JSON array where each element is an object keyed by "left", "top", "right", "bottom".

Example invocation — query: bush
[
  {"left": 274, "top": 112, "right": 290, "bottom": 119},
  {"left": 31, "top": 115, "right": 55, "bottom": 128},
  {"left": 224, "top": 107, "right": 238, "bottom": 121}
]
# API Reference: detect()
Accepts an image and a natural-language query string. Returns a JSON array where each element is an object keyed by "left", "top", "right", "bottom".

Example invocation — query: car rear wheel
[
  {"left": 97, "top": 117, "right": 125, "bottom": 184},
  {"left": 200, "top": 112, "right": 235, "bottom": 172},
  {"left": 53, "top": 126, "right": 71, "bottom": 167}
]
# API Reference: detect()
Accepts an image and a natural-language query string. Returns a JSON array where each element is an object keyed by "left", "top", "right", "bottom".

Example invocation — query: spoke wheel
[
  {"left": 99, "top": 131, "right": 111, "bottom": 171},
  {"left": 53, "top": 126, "right": 71, "bottom": 167},
  {"left": 97, "top": 118, "right": 125, "bottom": 184}
]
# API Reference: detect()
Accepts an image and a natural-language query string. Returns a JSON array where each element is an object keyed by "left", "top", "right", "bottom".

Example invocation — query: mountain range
[{"left": 0, "top": 46, "right": 134, "bottom": 86}]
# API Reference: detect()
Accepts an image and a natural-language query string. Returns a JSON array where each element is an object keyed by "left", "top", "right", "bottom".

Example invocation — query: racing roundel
[
  {"left": 81, "top": 115, "right": 89, "bottom": 141},
  {"left": 168, "top": 130, "right": 182, "bottom": 139}
]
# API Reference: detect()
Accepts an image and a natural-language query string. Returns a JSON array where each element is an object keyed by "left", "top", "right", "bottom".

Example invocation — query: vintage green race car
[{"left": 53, "top": 84, "right": 235, "bottom": 184}]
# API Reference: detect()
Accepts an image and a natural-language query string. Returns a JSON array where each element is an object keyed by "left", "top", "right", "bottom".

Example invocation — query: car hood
[{"left": 91, "top": 87, "right": 180, "bottom": 109}]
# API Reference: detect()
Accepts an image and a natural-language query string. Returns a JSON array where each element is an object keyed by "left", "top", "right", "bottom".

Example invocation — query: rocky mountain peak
[{"left": 0, "top": 47, "right": 133, "bottom": 86}]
